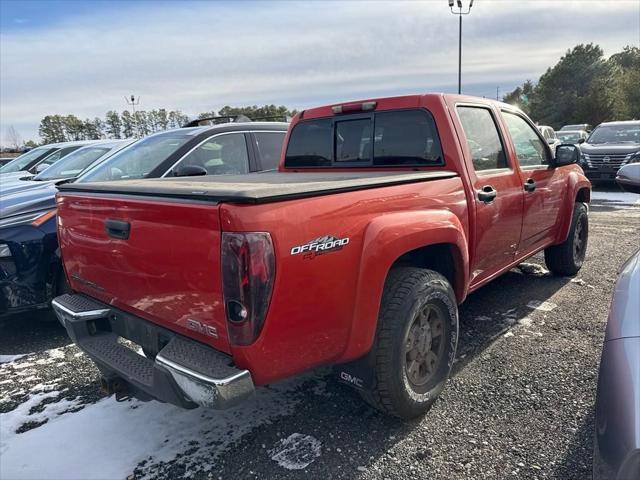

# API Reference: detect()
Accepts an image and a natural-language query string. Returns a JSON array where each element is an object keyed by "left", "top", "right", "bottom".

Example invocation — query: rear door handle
[
  {"left": 524, "top": 178, "right": 537, "bottom": 192},
  {"left": 105, "top": 219, "right": 130, "bottom": 240},
  {"left": 477, "top": 185, "right": 497, "bottom": 203}
]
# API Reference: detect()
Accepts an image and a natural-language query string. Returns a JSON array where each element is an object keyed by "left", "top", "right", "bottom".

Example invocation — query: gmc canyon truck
[{"left": 52, "top": 94, "right": 591, "bottom": 419}]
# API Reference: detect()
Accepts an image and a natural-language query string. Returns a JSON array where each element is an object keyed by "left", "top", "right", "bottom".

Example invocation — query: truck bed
[{"left": 57, "top": 171, "right": 457, "bottom": 204}]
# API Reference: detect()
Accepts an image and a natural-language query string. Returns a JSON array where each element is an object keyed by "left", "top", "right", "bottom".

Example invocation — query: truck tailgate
[{"left": 56, "top": 193, "right": 230, "bottom": 353}]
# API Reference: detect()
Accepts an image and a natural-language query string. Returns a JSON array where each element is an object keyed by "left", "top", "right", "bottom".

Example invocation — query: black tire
[
  {"left": 544, "top": 202, "right": 588, "bottom": 276},
  {"left": 361, "top": 267, "right": 458, "bottom": 419}
]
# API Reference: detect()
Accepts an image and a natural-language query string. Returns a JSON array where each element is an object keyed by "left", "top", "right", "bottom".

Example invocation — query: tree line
[
  {"left": 503, "top": 44, "right": 639, "bottom": 129},
  {"left": 37, "top": 105, "right": 296, "bottom": 145}
]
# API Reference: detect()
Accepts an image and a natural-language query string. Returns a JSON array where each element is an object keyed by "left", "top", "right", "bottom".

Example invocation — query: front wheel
[
  {"left": 544, "top": 202, "right": 588, "bottom": 276},
  {"left": 361, "top": 267, "right": 458, "bottom": 419}
]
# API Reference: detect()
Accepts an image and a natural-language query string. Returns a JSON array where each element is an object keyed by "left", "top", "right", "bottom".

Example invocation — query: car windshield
[
  {"left": 0, "top": 147, "right": 55, "bottom": 173},
  {"left": 34, "top": 146, "right": 111, "bottom": 181},
  {"left": 588, "top": 125, "right": 640, "bottom": 144},
  {"left": 558, "top": 132, "right": 581, "bottom": 142},
  {"left": 78, "top": 134, "right": 192, "bottom": 182}
]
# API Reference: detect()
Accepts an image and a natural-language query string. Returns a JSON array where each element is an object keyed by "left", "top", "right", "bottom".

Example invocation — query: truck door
[
  {"left": 499, "top": 110, "right": 566, "bottom": 254},
  {"left": 455, "top": 105, "right": 524, "bottom": 286}
]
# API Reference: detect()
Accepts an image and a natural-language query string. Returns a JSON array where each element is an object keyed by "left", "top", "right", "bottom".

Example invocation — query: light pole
[
  {"left": 125, "top": 94, "right": 140, "bottom": 138},
  {"left": 448, "top": 0, "right": 474, "bottom": 95}
]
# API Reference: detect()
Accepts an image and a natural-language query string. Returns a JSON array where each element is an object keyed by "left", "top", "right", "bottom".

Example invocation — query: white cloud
[{"left": 1, "top": 0, "right": 638, "bottom": 142}]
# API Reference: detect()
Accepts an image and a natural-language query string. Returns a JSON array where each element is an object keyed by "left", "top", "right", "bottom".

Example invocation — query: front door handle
[
  {"left": 524, "top": 178, "right": 537, "bottom": 192},
  {"left": 477, "top": 185, "right": 497, "bottom": 203}
]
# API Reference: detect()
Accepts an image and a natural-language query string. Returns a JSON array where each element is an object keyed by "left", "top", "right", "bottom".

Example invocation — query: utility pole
[
  {"left": 496, "top": 86, "right": 500, "bottom": 101},
  {"left": 125, "top": 94, "right": 141, "bottom": 138},
  {"left": 448, "top": 0, "right": 474, "bottom": 95}
]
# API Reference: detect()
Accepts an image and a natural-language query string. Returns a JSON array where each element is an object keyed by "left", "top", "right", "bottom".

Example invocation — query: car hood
[
  {"left": 0, "top": 171, "right": 34, "bottom": 181},
  {"left": 580, "top": 143, "right": 640, "bottom": 155},
  {"left": 0, "top": 183, "right": 57, "bottom": 219},
  {"left": 605, "top": 250, "right": 640, "bottom": 341},
  {"left": 0, "top": 178, "right": 57, "bottom": 196}
]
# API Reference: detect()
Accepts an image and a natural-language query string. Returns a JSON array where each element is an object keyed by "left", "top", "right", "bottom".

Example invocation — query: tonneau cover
[{"left": 57, "top": 171, "right": 457, "bottom": 204}]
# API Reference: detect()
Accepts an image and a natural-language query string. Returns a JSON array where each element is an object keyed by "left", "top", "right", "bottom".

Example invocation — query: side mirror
[
  {"left": 578, "top": 138, "right": 586, "bottom": 144},
  {"left": 616, "top": 164, "right": 640, "bottom": 194},
  {"left": 35, "top": 163, "right": 49, "bottom": 173},
  {"left": 174, "top": 164, "right": 208, "bottom": 177},
  {"left": 553, "top": 144, "right": 580, "bottom": 167},
  {"left": 547, "top": 137, "right": 556, "bottom": 145}
]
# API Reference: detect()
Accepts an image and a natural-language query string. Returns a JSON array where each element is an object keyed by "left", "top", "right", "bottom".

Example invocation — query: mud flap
[{"left": 336, "top": 349, "right": 377, "bottom": 392}]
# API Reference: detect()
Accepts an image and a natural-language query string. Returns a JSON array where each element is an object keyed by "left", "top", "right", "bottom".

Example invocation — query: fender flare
[
  {"left": 341, "top": 209, "right": 469, "bottom": 361},
  {"left": 555, "top": 172, "right": 591, "bottom": 244}
]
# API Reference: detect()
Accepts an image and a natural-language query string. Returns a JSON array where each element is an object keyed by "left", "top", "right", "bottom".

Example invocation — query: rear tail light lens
[{"left": 221, "top": 232, "right": 275, "bottom": 346}]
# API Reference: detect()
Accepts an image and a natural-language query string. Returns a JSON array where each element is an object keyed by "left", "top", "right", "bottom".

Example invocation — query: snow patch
[
  {"left": 527, "top": 300, "right": 557, "bottom": 312},
  {"left": 475, "top": 315, "right": 492, "bottom": 322},
  {"left": 516, "top": 263, "right": 550, "bottom": 276},
  {"left": 0, "top": 375, "right": 318, "bottom": 480},
  {"left": 47, "top": 348, "right": 66, "bottom": 360},
  {"left": 0, "top": 354, "right": 30, "bottom": 364},
  {"left": 269, "top": 433, "right": 322, "bottom": 470}
]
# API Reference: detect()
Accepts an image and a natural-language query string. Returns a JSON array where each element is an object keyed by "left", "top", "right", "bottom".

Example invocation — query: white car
[{"left": 538, "top": 125, "right": 561, "bottom": 155}]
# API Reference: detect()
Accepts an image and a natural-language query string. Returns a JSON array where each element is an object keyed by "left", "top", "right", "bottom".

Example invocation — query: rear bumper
[{"left": 52, "top": 293, "right": 254, "bottom": 409}]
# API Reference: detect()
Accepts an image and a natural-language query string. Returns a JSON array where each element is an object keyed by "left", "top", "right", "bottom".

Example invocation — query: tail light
[{"left": 221, "top": 232, "right": 275, "bottom": 346}]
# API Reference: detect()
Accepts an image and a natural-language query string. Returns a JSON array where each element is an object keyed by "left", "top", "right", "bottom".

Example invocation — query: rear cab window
[{"left": 284, "top": 109, "right": 444, "bottom": 168}]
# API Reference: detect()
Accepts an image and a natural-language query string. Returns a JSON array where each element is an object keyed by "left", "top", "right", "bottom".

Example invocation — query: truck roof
[{"left": 296, "top": 93, "right": 521, "bottom": 121}]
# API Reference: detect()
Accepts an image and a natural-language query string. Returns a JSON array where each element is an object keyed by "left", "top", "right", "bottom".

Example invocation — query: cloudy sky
[{"left": 1, "top": 0, "right": 638, "bottom": 143}]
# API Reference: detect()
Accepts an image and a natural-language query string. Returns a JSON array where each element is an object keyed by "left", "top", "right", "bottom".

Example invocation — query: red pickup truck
[{"left": 52, "top": 94, "right": 591, "bottom": 419}]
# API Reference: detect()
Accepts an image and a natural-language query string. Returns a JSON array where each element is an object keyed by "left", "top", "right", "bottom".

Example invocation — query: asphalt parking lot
[{"left": 1, "top": 188, "right": 639, "bottom": 480}]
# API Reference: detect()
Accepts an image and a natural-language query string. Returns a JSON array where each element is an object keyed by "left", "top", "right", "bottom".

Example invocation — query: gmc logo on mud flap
[
  {"left": 340, "top": 371, "right": 363, "bottom": 388},
  {"left": 186, "top": 319, "right": 218, "bottom": 338}
]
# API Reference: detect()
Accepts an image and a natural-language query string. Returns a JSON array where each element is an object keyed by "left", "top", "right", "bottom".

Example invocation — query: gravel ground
[{"left": 1, "top": 189, "right": 638, "bottom": 480}]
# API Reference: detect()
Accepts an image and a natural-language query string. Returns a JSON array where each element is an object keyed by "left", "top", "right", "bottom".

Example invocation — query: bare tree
[{"left": 6, "top": 125, "right": 21, "bottom": 150}]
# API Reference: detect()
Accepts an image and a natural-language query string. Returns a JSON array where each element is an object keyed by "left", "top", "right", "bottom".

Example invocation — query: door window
[
  {"left": 177, "top": 133, "right": 249, "bottom": 175},
  {"left": 254, "top": 132, "right": 285, "bottom": 170},
  {"left": 503, "top": 112, "right": 550, "bottom": 167},
  {"left": 456, "top": 106, "right": 507, "bottom": 171}
]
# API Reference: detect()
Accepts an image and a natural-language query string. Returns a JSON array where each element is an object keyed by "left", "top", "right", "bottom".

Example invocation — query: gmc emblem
[{"left": 186, "top": 319, "right": 218, "bottom": 338}]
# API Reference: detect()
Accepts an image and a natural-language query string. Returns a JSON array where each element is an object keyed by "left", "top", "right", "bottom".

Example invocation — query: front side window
[
  {"left": 284, "top": 110, "right": 443, "bottom": 168},
  {"left": 79, "top": 134, "right": 192, "bottom": 182},
  {"left": 254, "top": 132, "right": 286, "bottom": 170},
  {"left": 175, "top": 133, "right": 249, "bottom": 175},
  {"left": 456, "top": 106, "right": 507, "bottom": 171},
  {"left": 0, "top": 147, "right": 56, "bottom": 173},
  {"left": 34, "top": 147, "right": 110, "bottom": 180},
  {"left": 502, "top": 112, "right": 550, "bottom": 167}
]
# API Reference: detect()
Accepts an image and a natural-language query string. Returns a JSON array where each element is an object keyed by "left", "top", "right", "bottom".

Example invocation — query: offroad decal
[{"left": 290, "top": 235, "right": 350, "bottom": 259}]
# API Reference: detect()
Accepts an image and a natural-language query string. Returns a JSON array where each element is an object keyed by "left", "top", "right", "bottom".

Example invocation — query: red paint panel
[{"left": 56, "top": 194, "right": 230, "bottom": 354}]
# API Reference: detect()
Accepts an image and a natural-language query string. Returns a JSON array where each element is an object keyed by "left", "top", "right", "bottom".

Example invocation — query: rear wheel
[
  {"left": 544, "top": 202, "right": 588, "bottom": 276},
  {"left": 361, "top": 267, "right": 458, "bottom": 419}
]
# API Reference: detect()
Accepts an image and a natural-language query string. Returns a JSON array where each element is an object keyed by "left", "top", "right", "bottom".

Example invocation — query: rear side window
[
  {"left": 456, "top": 106, "right": 507, "bottom": 171},
  {"left": 284, "top": 110, "right": 443, "bottom": 168},
  {"left": 254, "top": 132, "right": 285, "bottom": 170}
]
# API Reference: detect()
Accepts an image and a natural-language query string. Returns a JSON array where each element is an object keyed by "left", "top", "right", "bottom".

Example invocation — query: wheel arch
[
  {"left": 341, "top": 209, "right": 469, "bottom": 362},
  {"left": 554, "top": 172, "right": 591, "bottom": 244}
]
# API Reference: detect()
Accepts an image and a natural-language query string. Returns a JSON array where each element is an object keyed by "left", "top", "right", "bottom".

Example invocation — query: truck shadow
[
  {"left": 0, "top": 310, "right": 71, "bottom": 356},
  {"left": 210, "top": 260, "right": 575, "bottom": 479}
]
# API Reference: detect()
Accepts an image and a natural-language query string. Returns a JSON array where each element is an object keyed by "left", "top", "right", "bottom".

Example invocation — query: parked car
[
  {"left": 52, "top": 94, "right": 590, "bottom": 419},
  {"left": 0, "top": 140, "right": 99, "bottom": 181},
  {"left": 580, "top": 120, "right": 640, "bottom": 182},
  {"left": 538, "top": 125, "right": 562, "bottom": 155},
  {"left": 560, "top": 123, "right": 592, "bottom": 132},
  {"left": 0, "top": 123, "right": 287, "bottom": 320},
  {"left": 557, "top": 130, "right": 589, "bottom": 145},
  {"left": 593, "top": 164, "right": 640, "bottom": 480},
  {"left": 0, "top": 140, "right": 134, "bottom": 196}
]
